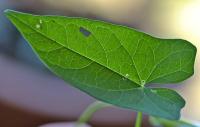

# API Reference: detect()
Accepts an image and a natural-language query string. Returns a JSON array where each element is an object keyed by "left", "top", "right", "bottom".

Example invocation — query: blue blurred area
[
  {"left": 0, "top": 0, "right": 18, "bottom": 55},
  {"left": 0, "top": 0, "right": 46, "bottom": 70},
  {"left": 15, "top": 37, "right": 46, "bottom": 69}
]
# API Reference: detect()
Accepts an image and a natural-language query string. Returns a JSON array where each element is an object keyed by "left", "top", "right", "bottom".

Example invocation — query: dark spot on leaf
[{"left": 79, "top": 27, "right": 91, "bottom": 37}]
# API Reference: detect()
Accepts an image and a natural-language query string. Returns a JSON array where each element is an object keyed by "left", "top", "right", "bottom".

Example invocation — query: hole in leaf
[{"left": 79, "top": 27, "right": 91, "bottom": 37}]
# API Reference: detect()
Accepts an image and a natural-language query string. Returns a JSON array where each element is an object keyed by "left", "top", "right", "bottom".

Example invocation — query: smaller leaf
[{"left": 149, "top": 117, "right": 197, "bottom": 127}]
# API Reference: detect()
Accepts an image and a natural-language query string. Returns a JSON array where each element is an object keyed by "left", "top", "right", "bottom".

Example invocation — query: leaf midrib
[{"left": 9, "top": 13, "right": 142, "bottom": 86}]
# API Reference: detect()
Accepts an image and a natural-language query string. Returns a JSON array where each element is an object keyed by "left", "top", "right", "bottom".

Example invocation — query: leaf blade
[{"left": 5, "top": 9, "right": 196, "bottom": 120}]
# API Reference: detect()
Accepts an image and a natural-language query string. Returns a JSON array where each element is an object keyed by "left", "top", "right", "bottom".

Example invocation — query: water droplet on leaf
[
  {"left": 141, "top": 80, "right": 146, "bottom": 86},
  {"left": 39, "top": 19, "right": 43, "bottom": 24},
  {"left": 151, "top": 89, "right": 157, "bottom": 94},
  {"left": 122, "top": 74, "right": 129, "bottom": 81},
  {"left": 36, "top": 24, "right": 40, "bottom": 29},
  {"left": 125, "top": 74, "right": 129, "bottom": 78}
]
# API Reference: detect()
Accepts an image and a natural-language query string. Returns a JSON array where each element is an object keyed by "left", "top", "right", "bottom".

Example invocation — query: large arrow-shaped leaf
[{"left": 5, "top": 10, "right": 197, "bottom": 120}]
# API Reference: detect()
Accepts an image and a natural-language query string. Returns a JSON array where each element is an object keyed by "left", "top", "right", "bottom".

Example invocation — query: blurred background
[{"left": 0, "top": 0, "right": 199, "bottom": 127}]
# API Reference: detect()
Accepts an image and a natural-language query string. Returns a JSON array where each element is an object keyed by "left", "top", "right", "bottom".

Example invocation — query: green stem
[
  {"left": 76, "top": 101, "right": 111, "bottom": 126},
  {"left": 135, "top": 112, "right": 143, "bottom": 127}
]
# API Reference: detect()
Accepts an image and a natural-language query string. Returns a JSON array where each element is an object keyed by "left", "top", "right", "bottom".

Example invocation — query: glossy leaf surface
[{"left": 5, "top": 10, "right": 197, "bottom": 120}]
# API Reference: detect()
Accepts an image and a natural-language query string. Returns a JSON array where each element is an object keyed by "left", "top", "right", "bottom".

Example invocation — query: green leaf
[
  {"left": 149, "top": 117, "right": 197, "bottom": 127},
  {"left": 4, "top": 10, "right": 197, "bottom": 120}
]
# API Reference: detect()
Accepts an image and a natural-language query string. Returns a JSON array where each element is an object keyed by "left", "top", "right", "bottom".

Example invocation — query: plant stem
[
  {"left": 76, "top": 101, "right": 111, "bottom": 126},
  {"left": 135, "top": 112, "right": 143, "bottom": 127}
]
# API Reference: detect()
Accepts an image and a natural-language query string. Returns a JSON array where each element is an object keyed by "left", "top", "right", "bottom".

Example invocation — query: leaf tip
[
  {"left": 4, "top": 9, "right": 22, "bottom": 19},
  {"left": 4, "top": 9, "right": 16, "bottom": 20},
  {"left": 4, "top": 9, "right": 14, "bottom": 16}
]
